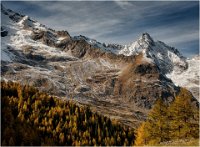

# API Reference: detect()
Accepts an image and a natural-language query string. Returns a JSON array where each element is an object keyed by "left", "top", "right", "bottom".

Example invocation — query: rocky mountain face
[{"left": 1, "top": 5, "right": 198, "bottom": 128}]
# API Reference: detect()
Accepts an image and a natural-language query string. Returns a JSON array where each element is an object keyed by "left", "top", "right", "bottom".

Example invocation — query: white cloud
[{"left": 114, "top": 1, "right": 133, "bottom": 9}]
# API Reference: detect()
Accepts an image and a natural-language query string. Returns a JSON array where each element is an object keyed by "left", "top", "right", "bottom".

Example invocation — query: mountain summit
[
  {"left": 1, "top": 5, "right": 199, "bottom": 127},
  {"left": 140, "top": 32, "right": 154, "bottom": 44},
  {"left": 118, "top": 33, "right": 187, "bottom": 74}
]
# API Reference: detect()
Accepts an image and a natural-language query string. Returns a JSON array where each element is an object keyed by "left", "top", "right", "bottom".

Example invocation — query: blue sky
[{"left": 2, "top": 1, "right": 199, "bottom": 57}]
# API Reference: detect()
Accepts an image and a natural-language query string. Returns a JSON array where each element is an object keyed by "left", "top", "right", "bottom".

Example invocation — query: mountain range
[{"left": 1, "top": 5, "right": 199, "bottom": 128}]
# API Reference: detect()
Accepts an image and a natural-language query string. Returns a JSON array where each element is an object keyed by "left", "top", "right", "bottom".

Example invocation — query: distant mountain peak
[
  {"left": 73, "top": 31, "right": 187, "bottom": 74},
  {"left": 139, "top": 32, "right": 155, "bottom": 46}
]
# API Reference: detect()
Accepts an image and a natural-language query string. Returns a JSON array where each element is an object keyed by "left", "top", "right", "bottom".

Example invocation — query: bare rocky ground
[
  {"left": 1, "top": 47, "right": 176, "bottom": 128},
  {"left": 1, "top": 49, "right": 146, "bottom": 128}
]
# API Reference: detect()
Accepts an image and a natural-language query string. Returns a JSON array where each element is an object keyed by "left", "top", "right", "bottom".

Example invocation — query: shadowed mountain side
[{"left": 113, "top": 54, "right": 178, "bottom": 109}]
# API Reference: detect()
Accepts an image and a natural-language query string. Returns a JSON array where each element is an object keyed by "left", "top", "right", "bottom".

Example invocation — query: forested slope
[
  {"left": 1, "top": 81, "right": 135, "bottom": 146},
  {"left": 1, "top": 81, "right": 199, "bottom": 146}
]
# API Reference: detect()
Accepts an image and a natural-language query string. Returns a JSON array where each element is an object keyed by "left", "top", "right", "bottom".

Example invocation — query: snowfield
[{"left": 167, "top": 57, "right": 200, "bottom": 100}]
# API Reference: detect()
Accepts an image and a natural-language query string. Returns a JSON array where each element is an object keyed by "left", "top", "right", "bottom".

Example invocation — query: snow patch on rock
[{"left": 166, "top": 56, "right": 200, "bottom": 100}]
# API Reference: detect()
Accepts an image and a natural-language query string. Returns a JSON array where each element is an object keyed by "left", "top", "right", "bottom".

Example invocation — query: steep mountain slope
[
  {"left": 75, "top": 33, "right": 188, "bottom": 74},
  {"left": 1, "top": 5, "right": 198, "bottom": 128},
  {"left": 113, "top": 54, "right": 177, "bottom": 108}
]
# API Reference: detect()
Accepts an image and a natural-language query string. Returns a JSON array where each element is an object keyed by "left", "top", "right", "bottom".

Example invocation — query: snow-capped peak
[
  {"left": 17, "top": 15, "right": 47, "bottom": 31},
  {"left": 118, "top": 33, "right": 156, "bottom": 57},
  {"left": 118, "top": 33, "right": 187, "bottom": 74},
  {"left": 18, "top": 15, "right": 32, "bottom": 28},
  {"left": 1, "top": 4, "right": 47, "bottom": 31},
  {"left": 138, "top": 32, "right": 155, "bottom": 46},
  {"left": 1, "top": 5, "right": 71, "bottom": 63},
  {"left": 72, "top": 32, "right": 187, "bottom": 74}
]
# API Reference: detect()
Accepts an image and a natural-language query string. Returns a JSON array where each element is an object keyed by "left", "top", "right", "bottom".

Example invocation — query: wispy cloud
[{"left": 114, "top": 1, "right": 134, "bottom": 9}]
